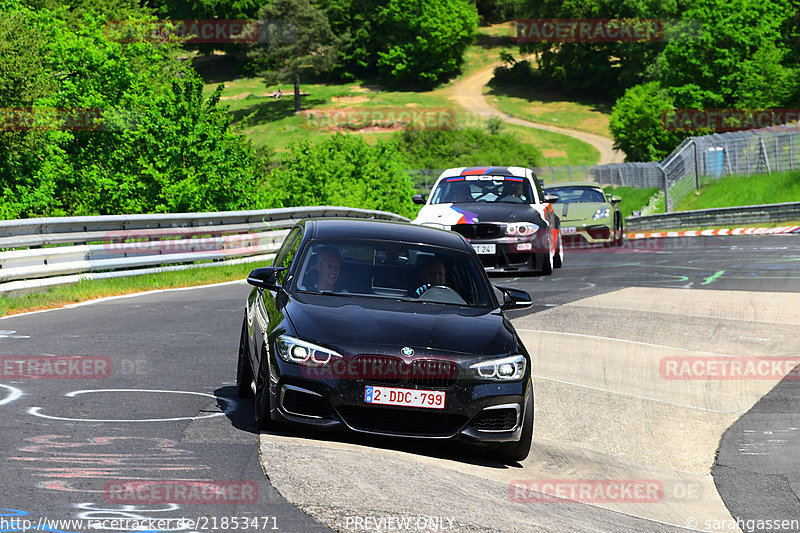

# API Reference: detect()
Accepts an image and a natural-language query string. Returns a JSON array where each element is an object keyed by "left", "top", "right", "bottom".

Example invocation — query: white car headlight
[
  {"left": 470, "top": 354, "right": 526, "bottom": 381},
  {"left": 420, "top": 222, "right": 448, "bottom": 230},
  {"left": 506, "top": 222, "right": 538, "bottom": 236},
  {"left": 593, "top": 207, "right": 610, "bottom": 220},
  {"left": 276, "top": 335, "right": 342, "bottom": 366}
]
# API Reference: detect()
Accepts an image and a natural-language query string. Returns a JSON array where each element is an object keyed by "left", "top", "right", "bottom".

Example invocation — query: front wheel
[
  {"left": 236, "top": 317, "right": 254, "bottom": 398},
  {"left": 553, "top": 232, "right": 563, "bottom": 268},
  {"left": 254, "top": 347, "right": 273, "bottom": 430},
  {"left": 539, "top": 234, "right": 554, "bottom": 275},
  {"left": 497, "top": 385, "right": 534, "bottom": 464}
]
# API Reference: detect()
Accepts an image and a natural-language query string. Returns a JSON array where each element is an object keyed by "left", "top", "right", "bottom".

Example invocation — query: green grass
[
  {"left": 676, "top": 171, "right": 800, "bottom": 211},
  {"left": 195, "top": 26, "right": 600, "bottom": 166},
  {"left": 0, "top": 262, "right": 268, "bottom": 318},
  {"left": 486, "top": 88, "right": 613, "bottom": 138},
  {"left": 502, "top": 123, "right": 599, "bottom": 166},
  {"left": 457, "top": 23, "right": 518, "bottom": 78},
  {"left": 602, "top": 186, "right": 660, "bottom": 221}
]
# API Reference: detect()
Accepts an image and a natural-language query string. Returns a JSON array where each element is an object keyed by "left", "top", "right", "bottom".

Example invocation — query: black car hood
[
  {"left": 285, "top": 294, "right": 516, "bottom": 357},
  {"left": 450, "top": 202, "right": 546, "bottom": 225}
]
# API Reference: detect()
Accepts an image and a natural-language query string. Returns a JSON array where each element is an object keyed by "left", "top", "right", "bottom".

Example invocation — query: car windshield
[
  {"left": 293, "top": 239, "right": 492, "bottom": 307},
  {"left": 429, "top": 176, "right": 534, "bottom": 205},
  {"left": 546, "top": 186, "right": 606, "bottom": 203}
]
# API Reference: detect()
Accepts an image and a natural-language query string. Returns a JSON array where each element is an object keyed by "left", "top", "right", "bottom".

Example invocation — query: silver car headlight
[
  {"left": 470, "top": 354, "right": 526, "bottom": 381},
  {"left": 506, "top": 222, "right": 538, "bottom": 236},
  {"left": 593, "top": 207, "right": 610, "bottom": 220},
  {"left": 275, "top": 335, "right": 342, "bottom": 366}
]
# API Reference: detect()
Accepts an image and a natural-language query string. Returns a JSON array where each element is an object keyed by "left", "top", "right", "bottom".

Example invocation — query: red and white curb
[{"left": 626, "top": 226, "right": 800, "bottom": 239}]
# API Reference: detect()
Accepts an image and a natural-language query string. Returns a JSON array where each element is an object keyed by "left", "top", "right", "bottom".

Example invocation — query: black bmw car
[{"left": 237, "top": 218, "right": 535, "bottom": 462}]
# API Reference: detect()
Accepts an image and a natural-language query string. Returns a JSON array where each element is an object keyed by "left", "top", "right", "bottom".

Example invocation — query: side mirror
[
  {"left": 496, "top": 285, "right": 533, "bottom": 310},
  {"left": 610, "top": 195, "right": 622, "bottom": 204},
  {"left": 543, "top": 192, "right": 559, "bottom": 203},
  {"left": 412, "top": 194, "right": 428, "bottom": 205},
  {"left": 247, "top": 266, "right": 286, "bottom": 291}
]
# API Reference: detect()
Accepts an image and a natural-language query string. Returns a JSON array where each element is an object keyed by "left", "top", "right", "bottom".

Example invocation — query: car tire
[
  {"left": 254, "top": 346, "right": 273, "bottom": 430},
  {"left": 497, "top": 385, "right": 534, "bottom": 464},
  {"left": 236, "top": 316, "right": 254, "bottom": 398},
  {"left": 553, "top": 232, "right": 563, "bottom": 268},
  {"left": 615, "top": 218, "right": 624, "bottom": 247},
  {"left": 539, "top": 234, "right": 554, "bottom": 275}
]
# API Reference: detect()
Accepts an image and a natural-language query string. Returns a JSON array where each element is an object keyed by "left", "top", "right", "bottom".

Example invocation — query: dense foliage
[
  {"left": 321, "top": 0, "right": 478, "bottom": 85},
  {"left": 264, "top": 134, "right": 417, "bottom": 218},
  {"left": 515, "top": 0, "right": 800, "bottom": 161},
  {"left": 393, "top": 128, "right": 543, "bottom": 170},
  {"left": 0, "top": 0, "right": 263, "bottom": 218}
]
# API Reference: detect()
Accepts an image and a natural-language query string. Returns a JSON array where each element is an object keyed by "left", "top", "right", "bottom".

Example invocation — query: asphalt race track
[{"left": 1, "top": 235, "right": 799, "bottom": 533}]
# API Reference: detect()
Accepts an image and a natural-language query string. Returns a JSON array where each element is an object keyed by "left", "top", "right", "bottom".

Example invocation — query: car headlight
[
  {"left": 593, "top": 207, "right": 610, "bottom": 220},
  {"left": 506, "top": 222, "right": 538, "bottom": 236},
  {"left": 275, "top": 335, "right": 342, "bottom": 366},
  {"left": 420, "top": 222, "right": 448, "bottom": 230},
  {"left": 470, "top": 354, "right": 526, "bottom": 381}
]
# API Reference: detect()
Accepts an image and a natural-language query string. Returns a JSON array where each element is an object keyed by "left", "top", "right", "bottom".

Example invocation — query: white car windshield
[{"left": 429, "top": 177, "right": 534, "bottom": 204}]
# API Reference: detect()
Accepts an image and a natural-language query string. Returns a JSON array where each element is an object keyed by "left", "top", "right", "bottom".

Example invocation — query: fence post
[
  {"left": 690, "top": 138, "right": 700, "bottom": 189},
  {"left": 659, "top": 164, "right": 670, "bottom": 212}
]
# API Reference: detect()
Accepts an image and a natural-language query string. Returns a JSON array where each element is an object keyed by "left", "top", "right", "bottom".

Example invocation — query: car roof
[
  {"left": 305, "top": 218, "right": 470, "bottom": 251},
  {"left": 439, "top": 166, "right": 530, "bottom": 179},
  {"left": 544, "top": 182, "right": 604, "bottom": 188}
]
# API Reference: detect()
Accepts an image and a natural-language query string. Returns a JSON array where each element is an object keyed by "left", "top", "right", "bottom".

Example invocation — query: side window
[
  {"left": 272, "top": 227, "right": 302, "bottom": 285},
  {"left": 528, "top": 170, "right": 544, "bottom": 203}
]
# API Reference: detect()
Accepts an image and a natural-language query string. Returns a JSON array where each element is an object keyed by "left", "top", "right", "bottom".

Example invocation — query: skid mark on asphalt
[{"left": 9, "top": 435, "right": 208, "bottom": 493}]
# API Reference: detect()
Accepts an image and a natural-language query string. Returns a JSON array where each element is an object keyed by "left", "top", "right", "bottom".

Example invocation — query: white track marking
[
  {"left": 0, "top": 384, "right": 23, "bottom": 406},
  {"left": 29, "top": 389, "right": 234, "bottom": 422}
]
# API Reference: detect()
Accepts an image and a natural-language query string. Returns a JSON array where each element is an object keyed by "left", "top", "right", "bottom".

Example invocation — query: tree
[
  {"left": 517, "top": 0, "right": 681, "bottom": 98},
  {"left": 653, "top": 0, "right": 797, "bottom": 109},
  {"left": 318, "top": 0, "right": 478, "bottom": 85},
  {"left": 249, "top": 0, "right": 340, "bottom": 112},
  {"left": 608, "top": 81, "right": 682, "bottom": 161},
  {"left": 374, "top": 0, "right": 478, "bottom": 85}
]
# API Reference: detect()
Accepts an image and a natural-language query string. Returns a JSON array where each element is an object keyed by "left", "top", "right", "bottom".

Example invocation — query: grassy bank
[
  {"left": 676, "top": 171, "right": 800, "bottom": 211},
  {"left": 486, "top": 87, "right": 613, "bottom": 138}
]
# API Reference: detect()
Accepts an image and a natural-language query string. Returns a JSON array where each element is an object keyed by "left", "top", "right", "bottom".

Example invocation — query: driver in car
[
  {"left": 303, "top": 247, "right": 342, "bottom": 292},
  {"left": 414, "top": 258, "right": 447, "bottom": 296}
]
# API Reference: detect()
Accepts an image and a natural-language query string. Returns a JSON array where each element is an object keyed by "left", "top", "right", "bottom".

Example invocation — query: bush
[
  {"left": 609, "top": 82, "right": 683, "bottom": 162},
  {"left": 265, "top": 134, "right": 417, "bottom": 219},
  {"left": 393, "top": 127, "right": 543, "bottom": 170}
]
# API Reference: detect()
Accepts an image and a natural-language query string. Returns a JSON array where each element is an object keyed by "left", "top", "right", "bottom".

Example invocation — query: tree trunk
[{"left": 293, "top": 72, "right": 301, "bottom": 113}]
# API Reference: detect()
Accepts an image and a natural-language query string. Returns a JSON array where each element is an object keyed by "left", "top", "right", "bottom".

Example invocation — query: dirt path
[{"left": 449, "top": 64, "right": 625, "bottom": 165}]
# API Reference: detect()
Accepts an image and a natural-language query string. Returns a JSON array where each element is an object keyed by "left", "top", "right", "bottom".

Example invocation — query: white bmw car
[{"left": 411, "top": 166, "right": 562, "bottom": 274}]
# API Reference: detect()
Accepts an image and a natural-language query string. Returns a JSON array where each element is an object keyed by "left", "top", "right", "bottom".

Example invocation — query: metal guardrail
[
  {"left": 625, "top": 202, "right": 800, "bottom": 231},
  {"left": 0, "top": 206, "right": 410, "bottom": 296}
]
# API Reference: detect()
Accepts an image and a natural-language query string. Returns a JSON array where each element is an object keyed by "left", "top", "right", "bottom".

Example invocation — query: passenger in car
[{"left": 306, "top": 247, "right": 342, "bottom": 291}]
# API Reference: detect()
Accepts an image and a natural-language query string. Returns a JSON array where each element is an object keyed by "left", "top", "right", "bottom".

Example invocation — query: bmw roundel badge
[{"left": 401, "top": 347, "right": 414, "bottom": 357}]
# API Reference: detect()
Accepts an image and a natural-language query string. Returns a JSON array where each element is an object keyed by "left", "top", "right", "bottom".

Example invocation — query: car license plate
[
  {"left": 561, "top": 226, "right": 577, "bottom": 234},
  {"left": 471, "top": 243, "right": 496, "bottom": 255},
  {"left": 364, "top": 386, "right": 445, "bottom": 409}
]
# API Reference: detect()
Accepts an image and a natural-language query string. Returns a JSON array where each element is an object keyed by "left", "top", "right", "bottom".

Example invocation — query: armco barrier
[
  {"left": 625, "top": 202, "right": 800, "bottom": 231},
  {"left": 0, "top": 206, "right": 409, "bottom": 296}
]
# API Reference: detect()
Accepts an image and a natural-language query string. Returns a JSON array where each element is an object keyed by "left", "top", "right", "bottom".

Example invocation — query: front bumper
[
  {"left": 559, "top": 222, "right": 614, "bottom": 246},
  {"left": 270, "top": 357, "right": 530, "bottom": 443}
]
